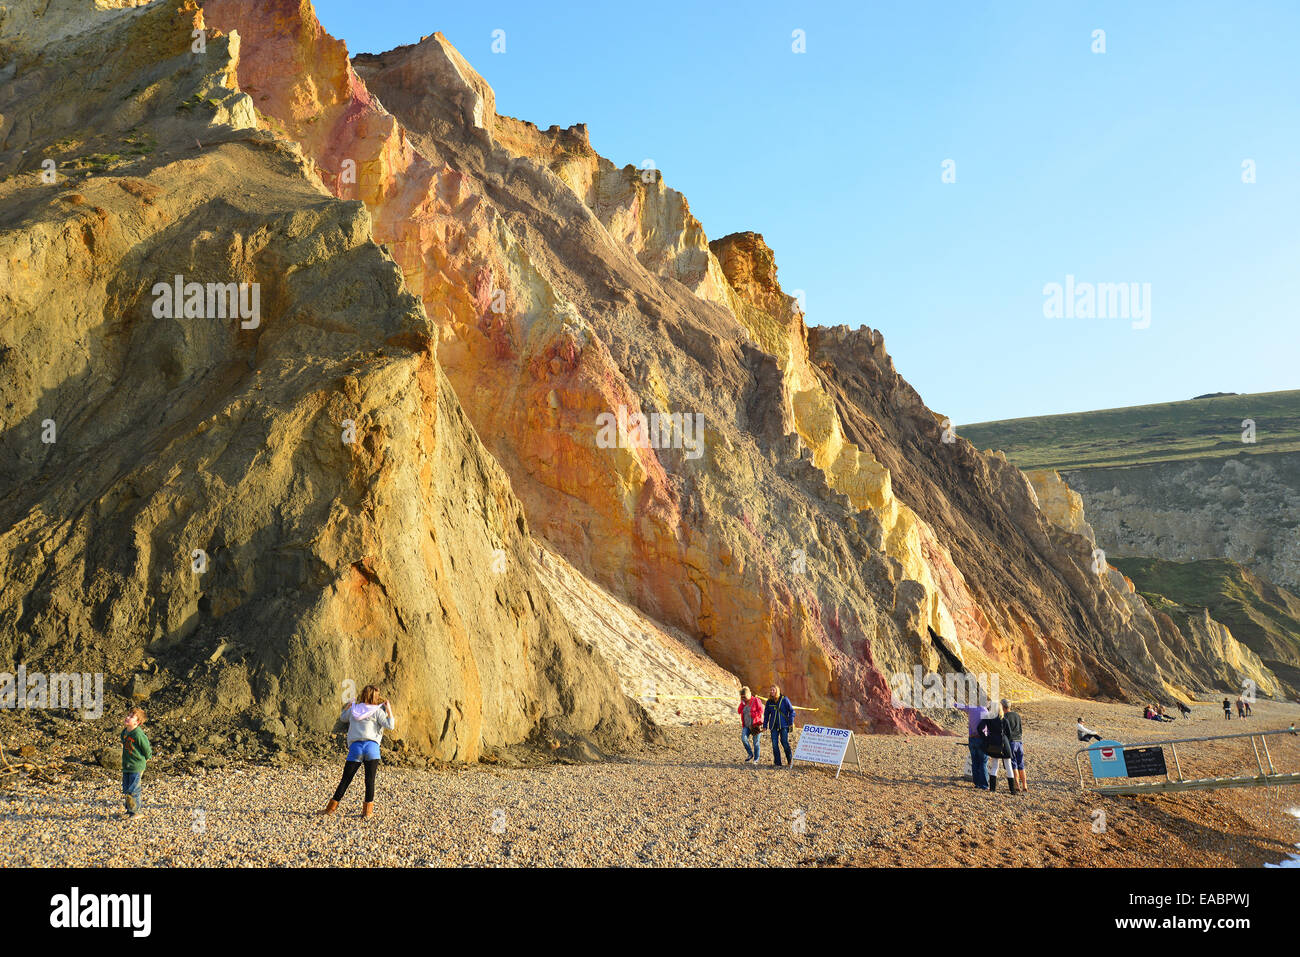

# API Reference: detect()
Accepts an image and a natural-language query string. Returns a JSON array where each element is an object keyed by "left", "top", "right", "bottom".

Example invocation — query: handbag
[{"left": 978, "top": 717, "right": 1008, "bottom": 759}]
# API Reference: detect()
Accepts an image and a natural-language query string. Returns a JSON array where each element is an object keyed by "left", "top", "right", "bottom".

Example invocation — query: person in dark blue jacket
[{"left": 763, "top": 684, "right": 796, "bottom": 767}]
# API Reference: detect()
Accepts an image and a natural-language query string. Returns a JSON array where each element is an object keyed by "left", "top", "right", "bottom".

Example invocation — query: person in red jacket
[{"left": 738, "top": 686, "right": 764, "bottom": 764}]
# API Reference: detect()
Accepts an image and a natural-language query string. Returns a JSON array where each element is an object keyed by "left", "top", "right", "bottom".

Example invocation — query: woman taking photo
[{"left": 319, "top": 684, "right": 395, "bottom": 819}]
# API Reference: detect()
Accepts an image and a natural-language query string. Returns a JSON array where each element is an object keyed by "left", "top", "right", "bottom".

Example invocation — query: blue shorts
[
  {"left": 1009, "top": 741, "right": 1025, "bottom": 770},
  {"left": 346, "top": 740, "right": 381, "bottom": 762}
]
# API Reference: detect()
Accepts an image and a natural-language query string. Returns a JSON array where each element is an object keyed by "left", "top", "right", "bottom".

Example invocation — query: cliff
[
  {"left": 1062, "top": 454, "right": 1300, "bottom": 595},
  {"left": 0, "top": 0, "right": 1271, "bottom": 758},
  {"left": 962, "top": 391, "right": 1300, "bottom": 593},
  {"left": 1114, "top": 557, "right": 1300, "bottom": 697},
  {"left": 0, "top": 0, "right": 652, "bottom": 760}
]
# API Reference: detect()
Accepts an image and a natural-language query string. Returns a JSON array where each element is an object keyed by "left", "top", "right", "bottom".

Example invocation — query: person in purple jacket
[{"left": 953, "top": 696, "right": 991, "bottom": 790}]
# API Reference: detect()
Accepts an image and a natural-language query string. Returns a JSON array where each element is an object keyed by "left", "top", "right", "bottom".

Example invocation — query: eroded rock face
[
  {"left": 1105, "top": 571, "right": 1277, "bottom": 699},
  {"left": 1062, "top": 454, "right": 1300, "bottom": 594},
  {"left": 804, "top": 325, "right": 1282, "bottom": 701},
  {"left": 1114, "top": 556, "right": 1300, "bottom": 697},
  {"left": 1026, "top": 470, "right": 1095, "bottom": 542},
  {"left": 535, "top": 544, "right": 741, "bottom": 727},
  {"left": 0, "top": 0, "right": 652, "bottom": 760},
  {"left": 711, "top": 234, "right": 963, "bottom": 650},
  {"left": 190, "top": 0, "right": 1275, "bottom": 724},
  {"left": 181, "top": 2, "right": 941, "bottom": 731},
  {"left": 2, "top": 0, "right": 1266, "bottom": 749}
]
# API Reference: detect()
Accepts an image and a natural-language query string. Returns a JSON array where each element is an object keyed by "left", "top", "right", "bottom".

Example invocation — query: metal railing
[{"left": 1076, "top": 726, "right": 1300, "bottom": 795}]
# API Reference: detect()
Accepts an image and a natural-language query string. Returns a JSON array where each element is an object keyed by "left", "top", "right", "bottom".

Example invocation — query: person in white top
[
  {"left": 318, "top": 684, "right": 396, "bottom": 819},
  {"left": 1076, "top": 717, "right": 1103, "bottom": 742}
]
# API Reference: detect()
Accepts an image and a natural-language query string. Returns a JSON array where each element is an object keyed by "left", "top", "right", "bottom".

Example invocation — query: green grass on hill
[
  {"left": 1112, "top": 556, "right": 1300, "bottom": 696},
  {"left": 959, "top": 390, "right": 1300, "bottom": 471}
]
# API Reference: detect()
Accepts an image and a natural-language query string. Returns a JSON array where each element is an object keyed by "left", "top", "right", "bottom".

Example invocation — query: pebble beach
[{"left": 3, "top": 696, "right": 1299, "bottom": 868}]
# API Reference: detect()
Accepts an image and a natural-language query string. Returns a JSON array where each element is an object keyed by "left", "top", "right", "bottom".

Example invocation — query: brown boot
[
  {"left": 361, "top": 801, "right": 374, "bottom": 819},
  {"left": 318, "top": 799, "right": 339, "bottom": 816}
]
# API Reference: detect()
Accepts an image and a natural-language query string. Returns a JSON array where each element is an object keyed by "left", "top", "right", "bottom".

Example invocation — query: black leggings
[{"left": 332, "top": 759, "right": 379, "bottom": 802}]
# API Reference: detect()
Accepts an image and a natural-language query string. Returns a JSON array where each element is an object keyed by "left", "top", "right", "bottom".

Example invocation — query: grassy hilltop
[{"left": 959, "top": 390, "right": 1300, "bottom": 471}]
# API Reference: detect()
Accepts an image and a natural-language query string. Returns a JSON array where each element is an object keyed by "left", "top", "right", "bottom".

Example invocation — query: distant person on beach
[
  {"left": 1076, "top": 718, "right": 1103, "bottom": 742},
  {"left": 738, "top": 686, "right": 763, "bottom": 764},
  {"left": 954, "top": 698, "right": 991, "bottom": 790},
  {"left": 121, "top": 706, "right": 152, "bottom": 818},
  {"left": 1154, "top": 704, "right": 1175, "bottom": 722},
  {"left": 319, "top": 685, "right": 395, "bottom": 819},
  {"left": 980, "top": 701, "right": 1015, "bottom": 794},
  {"left": 1245, "top": 699, "right": 1253, "bottom": 717},
  {"left": 1223, "top": 698, "right": 1232, "bottom": 720},
  {"left": 1236, "top": 697, "right": 1245, "bottom": 718},
  {"left": 763, "top": 685, "right": 796, "bottom": 767},
  {"left": 1001, "top": 698, "right": 1027, "bottom": 794}
]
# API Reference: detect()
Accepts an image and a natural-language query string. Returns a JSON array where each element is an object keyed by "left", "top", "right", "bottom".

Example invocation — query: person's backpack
[{"left": 978, "top": 717, "right": 1009, "bottom": 758}]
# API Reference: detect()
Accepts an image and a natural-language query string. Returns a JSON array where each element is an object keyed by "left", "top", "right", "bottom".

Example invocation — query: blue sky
[{"left": 314, "top": 0, "right": 1300, "bottom": 424}]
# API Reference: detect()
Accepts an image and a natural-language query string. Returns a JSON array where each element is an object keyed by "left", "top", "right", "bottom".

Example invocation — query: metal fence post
[
  {"left": 1260, "top": 735, "right": 1277, "bottom": 775},
  {"left": 1251, "top": 736, "right": 1266, "bottom": 776}
]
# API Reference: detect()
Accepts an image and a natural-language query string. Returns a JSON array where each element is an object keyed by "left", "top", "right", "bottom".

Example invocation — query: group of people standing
[
  {"left": 955, "top": 698, "right": 1027, "bottom": 794},
  {"left": 1224, "top": 696, "right": 1253, "bottom": 719},
  {"left": 735, "top": 685, "right": 1033, "bottom": 788},
  {"left": 738, "top": 685, "right": 797, "bottom": 766}
]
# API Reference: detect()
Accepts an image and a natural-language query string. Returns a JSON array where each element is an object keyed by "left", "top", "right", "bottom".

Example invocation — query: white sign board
[{"left": 791, "top": 724, "right": 862, "bottom": 778}]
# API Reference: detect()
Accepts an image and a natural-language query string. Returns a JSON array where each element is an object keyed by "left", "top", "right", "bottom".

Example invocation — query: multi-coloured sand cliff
[{"left": 0, "top": 0, "right": 1277, "bottom": 760}]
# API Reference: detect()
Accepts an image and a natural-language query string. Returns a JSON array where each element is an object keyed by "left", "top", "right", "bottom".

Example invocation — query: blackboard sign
[{"left": 1123, "top": 746, "right": 1168, "bottom": 778}]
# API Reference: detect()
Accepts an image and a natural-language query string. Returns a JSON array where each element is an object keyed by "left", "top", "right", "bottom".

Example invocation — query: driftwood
[{"left": 0, "top": 740, "right": 66, "bottom": 783}]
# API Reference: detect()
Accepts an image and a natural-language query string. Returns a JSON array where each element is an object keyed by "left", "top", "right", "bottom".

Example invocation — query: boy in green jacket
[{"left": 121, "top": 707, "right": 152, "bottom": 817}]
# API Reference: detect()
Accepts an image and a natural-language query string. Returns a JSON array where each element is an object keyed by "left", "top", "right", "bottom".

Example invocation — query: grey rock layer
[{"left": 1064, "top": 452, "right": 1300, "bottom": 593}]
